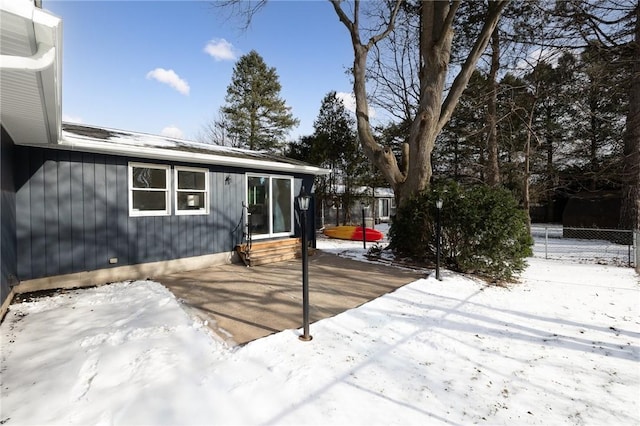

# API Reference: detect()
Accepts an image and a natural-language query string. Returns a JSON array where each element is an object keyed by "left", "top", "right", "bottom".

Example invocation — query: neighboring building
[
  {"left": 0, "top": 0, "right": 329, "bottom": 316},
  {"left": 318, "top": 185, "right": 396, "bottom": 228}
]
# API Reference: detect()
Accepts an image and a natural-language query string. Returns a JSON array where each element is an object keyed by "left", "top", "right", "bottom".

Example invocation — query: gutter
[{"left": 0, "top": 42, "right": 55, "bottom": 71}]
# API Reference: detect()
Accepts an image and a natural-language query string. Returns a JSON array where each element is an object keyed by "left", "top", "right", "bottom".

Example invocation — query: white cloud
[
  {"left": 161, "top": 125, "right": 184, "bottom": 139},
  {"left": 336, "top": 92, "right": 376, "bottom": 118},
  {"left": 62, "top": 114, "right": 83, "bottom": 124},
  {"left": 146, "top": 68, "right": 190, "bottom": 95},
  {"left": 204, "top": 38, "right": 237, "bottom": 61}
]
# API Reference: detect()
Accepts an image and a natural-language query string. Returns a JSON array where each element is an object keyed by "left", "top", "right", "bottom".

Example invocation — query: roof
[
  {"left": 0, "top": 0, "right": 62, "bottom": 145},
  {"left": 56, "top": 123, "right": 331, "bottom": 175},
  {"left": 334, "top": 184, "right": 395, "bottom": 198}
]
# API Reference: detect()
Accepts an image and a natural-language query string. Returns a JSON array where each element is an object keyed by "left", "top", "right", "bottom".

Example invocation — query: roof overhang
[
  {"left": 59, "top": 134, "right": 330, "bottom": 176},
  {"left": 34, "top": 124, "right": 331, "bottom": 176},
  {"left": 0, "top": 0, "right": 62, "bottom": 145}
]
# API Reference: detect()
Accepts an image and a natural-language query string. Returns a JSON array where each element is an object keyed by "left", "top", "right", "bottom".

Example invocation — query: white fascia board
[{"left": 53, "top": 134, "right": 332, "bottom": 176}]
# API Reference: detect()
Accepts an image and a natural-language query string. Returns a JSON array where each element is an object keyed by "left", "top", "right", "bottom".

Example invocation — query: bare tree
[
  {"left": 330, "top": 0, "right": 508, "bottom": 206},
  {"left": 197, "top": 110, "right": 242, "bottom": 147},
  {"left": 217, "top": 0, "right": 508, "bottom": 206}
]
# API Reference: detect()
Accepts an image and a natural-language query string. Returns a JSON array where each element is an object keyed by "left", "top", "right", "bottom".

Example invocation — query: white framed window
[
  {"left": 175, "top": 166, "right": 209, "bottom": 215},
  {"left": 246, "top": 174, "right": 294, "bottom": 239},
  {"left": 129, "top": 162, "right": 171, "bottom": 217}
]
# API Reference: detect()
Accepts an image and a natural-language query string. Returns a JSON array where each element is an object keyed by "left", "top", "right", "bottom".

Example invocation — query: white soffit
[{"left": 0, "top": 0, "right": 62, "bottom": 145}]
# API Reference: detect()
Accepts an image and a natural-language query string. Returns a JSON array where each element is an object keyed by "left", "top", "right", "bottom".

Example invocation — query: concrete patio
[{"left": 157, "top": 251, "right": 425, "bottom": 346}]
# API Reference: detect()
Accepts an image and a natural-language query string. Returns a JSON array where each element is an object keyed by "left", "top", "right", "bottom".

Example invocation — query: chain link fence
[{"left": 531, "top": 225, "right": 636, "bottom": 267}]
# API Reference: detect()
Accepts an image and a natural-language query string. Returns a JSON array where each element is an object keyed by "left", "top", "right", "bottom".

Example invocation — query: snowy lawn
[{"left": 1, "top": 232, "right": 638, "bottom": 425}]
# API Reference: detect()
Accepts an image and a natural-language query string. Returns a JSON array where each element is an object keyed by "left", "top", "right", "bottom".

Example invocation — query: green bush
[{"left": 389, "top": 182, "right": 533, "bottom": 281}]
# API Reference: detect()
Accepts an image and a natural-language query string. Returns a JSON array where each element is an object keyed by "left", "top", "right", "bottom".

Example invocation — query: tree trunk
[
  {"left": 486, "top": 25, "right": 500, "bottom": 187},
  {"left": 619, "top": 5, "right": 640, "bottom": 231},
  {"left": 546, "top": 134, "right": 554, "bottom": 222}
]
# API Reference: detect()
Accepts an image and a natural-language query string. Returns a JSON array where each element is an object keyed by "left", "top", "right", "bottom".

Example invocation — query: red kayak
[{"left": 323, "top": 226, "right": 384, "bottom": 242}]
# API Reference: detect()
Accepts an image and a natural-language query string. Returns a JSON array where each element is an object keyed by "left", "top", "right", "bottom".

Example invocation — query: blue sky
[{"left": 46, "top": 0, "right": 361, "bottom": 141}]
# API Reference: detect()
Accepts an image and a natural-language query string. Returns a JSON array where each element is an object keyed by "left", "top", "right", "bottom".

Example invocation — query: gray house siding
[
  {"left": 1, "top": 127, "right": 17, "bottom": 304},
  {"left": 14, "top": 146, "right": 261, "bottom": 281}
]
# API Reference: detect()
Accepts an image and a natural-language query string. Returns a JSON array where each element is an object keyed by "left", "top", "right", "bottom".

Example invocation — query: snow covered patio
[{"left": 1, "top": 236, "right": 638, "bottom": 425}]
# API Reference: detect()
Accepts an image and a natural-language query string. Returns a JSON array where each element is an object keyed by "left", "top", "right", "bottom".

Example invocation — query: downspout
[{"left": 0, "top": 42, "right": 55, "bottom": 71}]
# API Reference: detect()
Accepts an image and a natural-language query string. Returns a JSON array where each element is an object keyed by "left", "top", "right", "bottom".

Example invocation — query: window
[
  {"left": 129, "top": 163, "right": 170, "bottom": 216},
  {"left": 247, "top": 175, "right": 293, "bottom": 238},
  {"left": 175, "top": 166, "right": 209, "bottom": 215}
]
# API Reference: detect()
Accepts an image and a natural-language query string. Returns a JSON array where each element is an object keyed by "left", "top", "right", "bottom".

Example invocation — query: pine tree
[
  {"left": 287, "top": 91, "right": 367, "bottom": 224},
  {"left": 222, "top": 50, "right": 299, "bottom": 152}
]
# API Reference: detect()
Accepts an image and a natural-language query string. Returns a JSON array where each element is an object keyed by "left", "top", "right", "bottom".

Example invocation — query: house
[
  {"left": 318, "top": 185, "right": 396, "bottom": 228},
  {"left": 0, "top": 0, "right": 329, "bottom": 317}
]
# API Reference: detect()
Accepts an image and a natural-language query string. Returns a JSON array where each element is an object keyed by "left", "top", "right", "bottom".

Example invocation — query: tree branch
[{"left": 438, "top": 1, "right": 509, "bottom": 133}]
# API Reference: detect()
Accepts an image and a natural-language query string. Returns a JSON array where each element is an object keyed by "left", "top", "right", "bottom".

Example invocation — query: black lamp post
[
  {"left": 435, "top": 199, "right": 443, "bottom": 281},
  {"left": 298, "top": 192, "right": 312, "bottom": 342},
  {"left": 360, "top": 201, "right": 369, "bottom": 249}
]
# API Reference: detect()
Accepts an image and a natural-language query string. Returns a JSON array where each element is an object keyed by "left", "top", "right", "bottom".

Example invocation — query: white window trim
[
  {"left": 128, "top": 162, "right": 171, "bottom": 217},
  {"left": 246, "top": 174, "right": 295, "bottom": 239},
  {"left": 174, "top": 166, "right": 210, "bottom": 216}
]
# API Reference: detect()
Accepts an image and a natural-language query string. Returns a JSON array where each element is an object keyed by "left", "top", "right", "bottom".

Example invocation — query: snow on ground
[{"left": 1, "top": 228, "right": 638, "bottom": 425}]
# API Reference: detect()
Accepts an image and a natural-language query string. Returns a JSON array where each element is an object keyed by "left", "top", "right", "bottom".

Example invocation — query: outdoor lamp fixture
[
  {"left": 298, "top": 191, "right": 312, "bottom": 341},
  {"left": 435, "top": 199, "right": 443, "bottom": 281}
]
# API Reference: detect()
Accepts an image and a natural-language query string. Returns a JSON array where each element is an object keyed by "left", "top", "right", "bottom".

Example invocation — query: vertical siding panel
[
  {"left": 151, "top": 217, "right": 159, "bottom": 261},
  {"left": 44, "top": 155, "right": 60, "bottom": 276},
  {"left": 222, "top": 171, "right": 231, "bottom": 252},
  {"left": 178, "top": 216, "right": 186, "bottom": 258},
  {"left": 128, "top": 217, "right": 138, "bottom": 265},
  {"left": 134, "top": 217, "right": 145, "bottom": 263},
  {"left": 209, "top": 172, "right": 222, "bottom": 253},
  {"left": 15, "top": 147, "right": 31, "bottom": 280},
  {"left": 94, "top": 158, "right": 107, "bottom": 269},
  {"left": 208, "top": 172, "right": 217, "bottom": 253},
  {"left": 69, "top": 152, "right": 84, "bottom": 272},
  {"left": 29, "top": 150, "right": 45, "bottom": 278},
  {"left": 105, "top": 159, "right": 118, "bottom": 266},
  {"left": 197, "top": 212, "right": 206, "bottom": 256},
  {"left": 205, "top": 171, "right": 215, "bottom": 254},
  {"left": 234, "top": 172, "right": 244, "bottom": 248},
  {"left": 221, "top": 171, "right": 230, "bottom": 252},
  {"left": 186, "top": 210, "right": 194, "bottom": 257},
  {"left": 82, "top": 154, "right": 96, "bottom": 272},
  {"left": 57, "top": 151, "right": 72, "bottom": 274},
  {"left": 149, "top": 217, "right": 159, "bottom": 261},
  {"left": 159, "top": 216, "right": 170, "bottom": 261},
  {"left": 115, "top": 158, "right": 129, "bottom": 265},
  {"left": 225, "top": 172, "right": 235, "bottom": 251}
]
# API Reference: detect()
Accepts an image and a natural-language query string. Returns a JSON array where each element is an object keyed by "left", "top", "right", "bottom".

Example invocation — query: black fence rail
[{"left": 531, "top": 225, "right": 636, "bottom": 268}]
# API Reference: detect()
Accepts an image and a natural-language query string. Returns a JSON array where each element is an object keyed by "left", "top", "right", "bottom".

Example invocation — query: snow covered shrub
[{"left": 389, "top": 182, "right": 533, "bottom": 281}]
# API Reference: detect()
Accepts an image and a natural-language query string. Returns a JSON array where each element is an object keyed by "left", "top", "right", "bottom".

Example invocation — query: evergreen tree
[
  {"left": 222, "top": 50, "right": 299, "bottom": 152},
  {"left": 287, "top": 91, "right": 367, "bottom": 224}
]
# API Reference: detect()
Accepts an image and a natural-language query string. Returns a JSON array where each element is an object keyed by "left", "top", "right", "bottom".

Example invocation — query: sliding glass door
[{"left": 247, "top": 175, "right": 294, "bottom": 238}]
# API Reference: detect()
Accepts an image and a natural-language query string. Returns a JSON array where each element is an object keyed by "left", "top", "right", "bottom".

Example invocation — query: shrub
[{"left": 389, "top": 182, "right": 533, "bottom": 281}]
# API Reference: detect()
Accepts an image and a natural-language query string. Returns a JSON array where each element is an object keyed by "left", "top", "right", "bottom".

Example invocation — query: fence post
[
  {"left": 633, "top": 229, "right": 640, "bottom": 273},
  {"left": 545, "top": 226, "right": 548, "bottom": 259}
]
